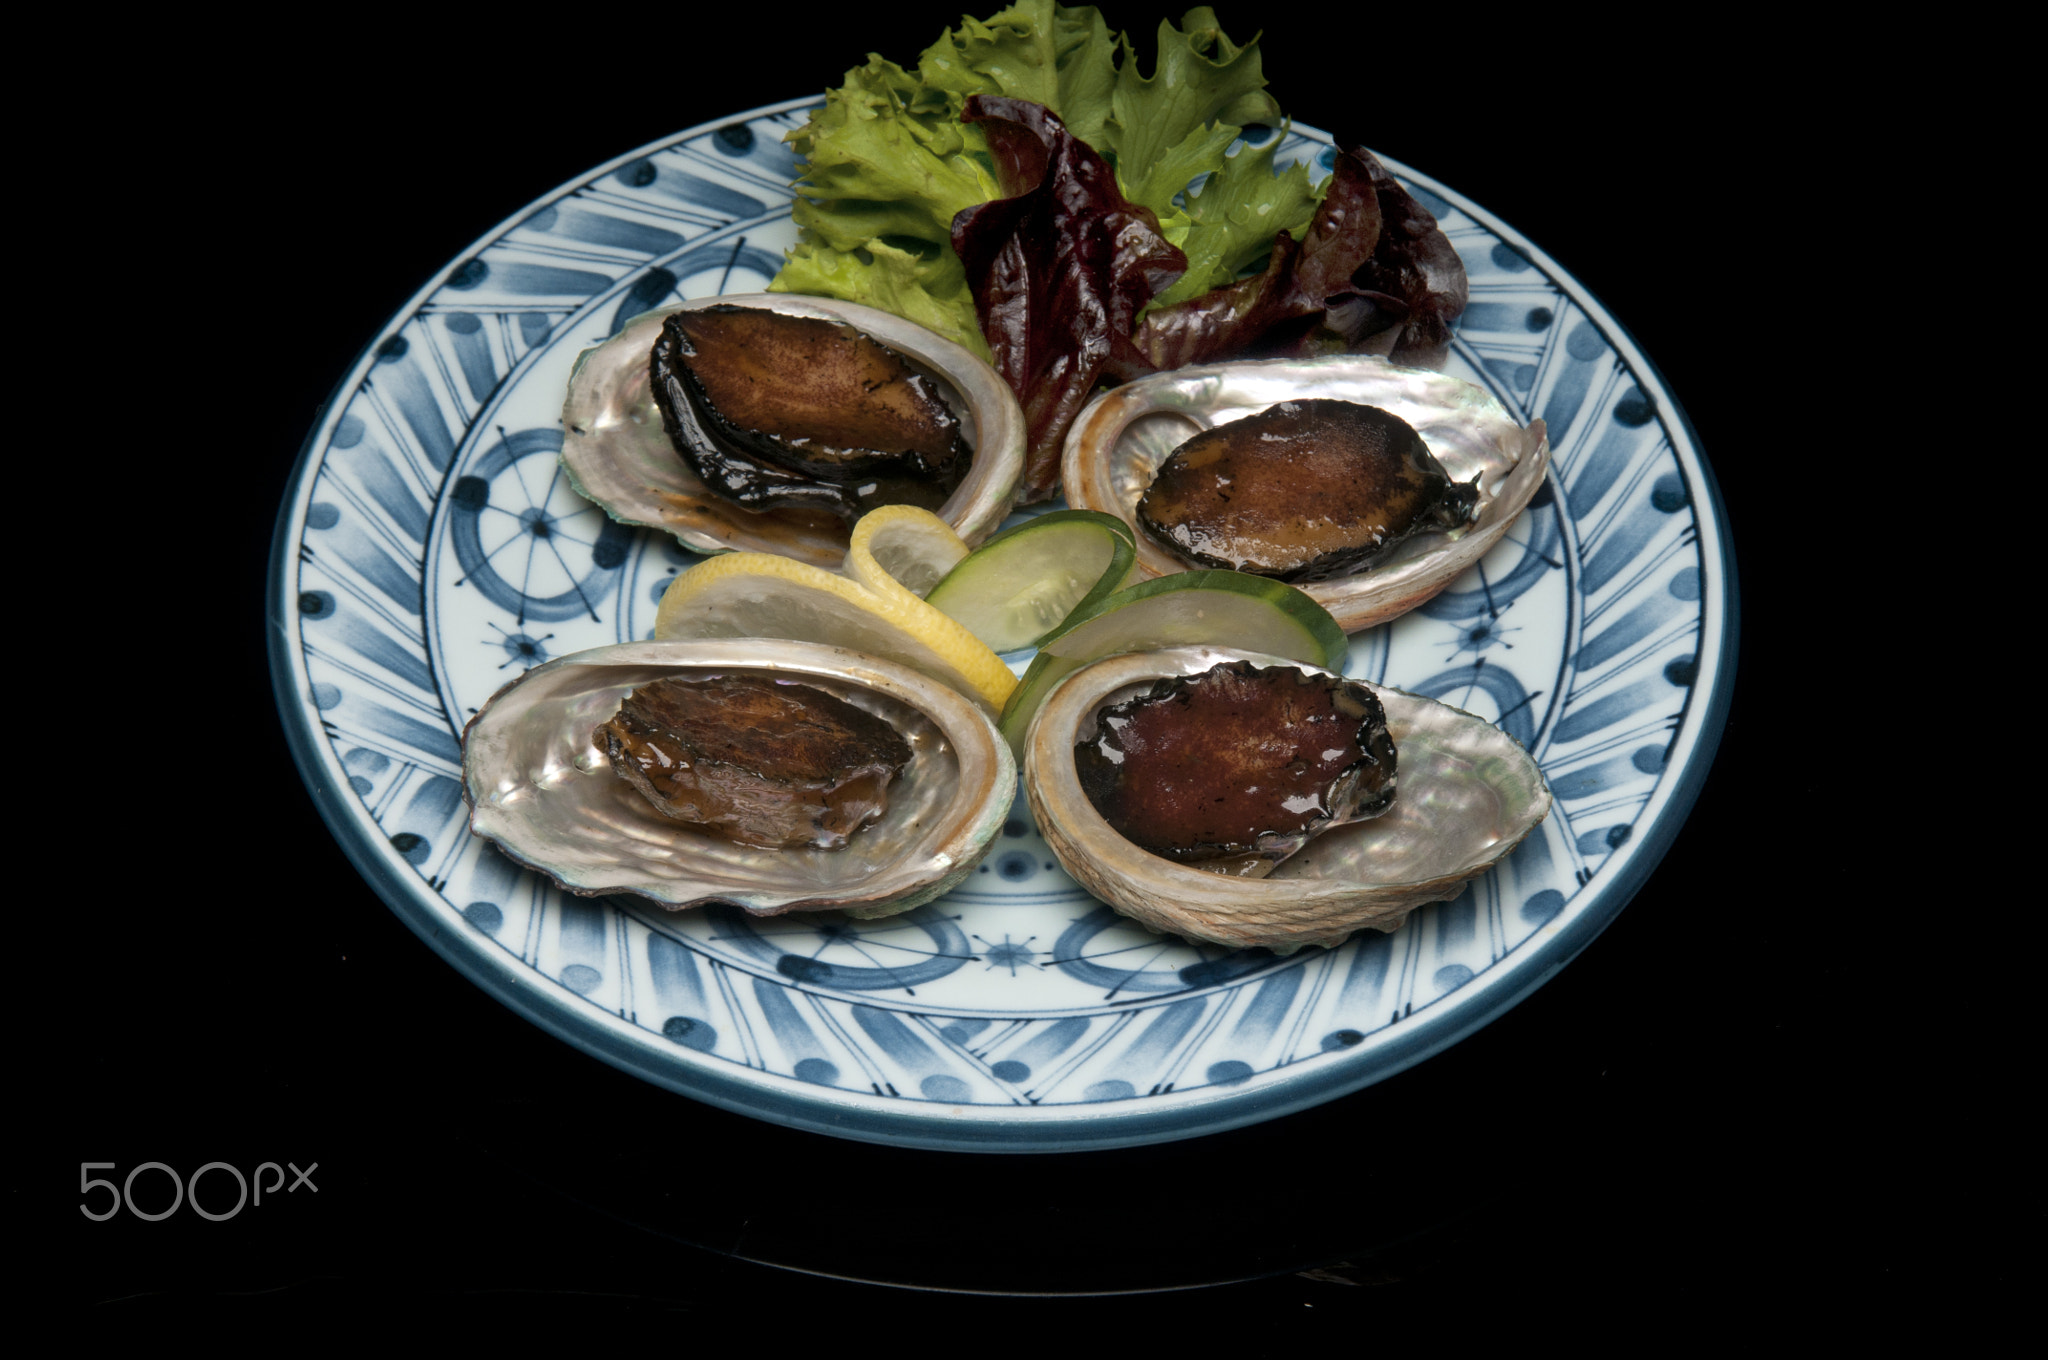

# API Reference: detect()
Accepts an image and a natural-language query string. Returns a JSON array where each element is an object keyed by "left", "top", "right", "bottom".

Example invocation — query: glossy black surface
[
  {"left": 50, "top": 8, "right": 1999, "bottom": 1327},
  {"left": 652, "top": 306, "right": 969, "bottom": 521}
]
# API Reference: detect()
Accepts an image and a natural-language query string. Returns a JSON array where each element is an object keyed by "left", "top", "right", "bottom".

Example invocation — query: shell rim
[{"left": 265, "top": 97, "right": 1739, "bottom": 1153}]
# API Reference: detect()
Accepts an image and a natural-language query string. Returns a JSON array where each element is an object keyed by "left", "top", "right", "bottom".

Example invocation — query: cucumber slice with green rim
[
  {"left": 924, "top": 510, "right": 1137, "bottom": 653},
  {"left": 995, "top": 569, "right": 1349, "bottom": 753}
]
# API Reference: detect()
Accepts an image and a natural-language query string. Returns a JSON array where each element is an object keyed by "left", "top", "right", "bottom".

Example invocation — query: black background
[{"left": 48, "top": 8, "right": 1999, "bottom": 1329}]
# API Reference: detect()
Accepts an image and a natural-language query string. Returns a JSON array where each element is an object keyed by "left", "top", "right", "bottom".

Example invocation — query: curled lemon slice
[
  {"left": 653, "top": 548, "right": 1017, "bottom": 714},
  {"left": 844, "top": 504, "right": 971, "bottom": 599}
]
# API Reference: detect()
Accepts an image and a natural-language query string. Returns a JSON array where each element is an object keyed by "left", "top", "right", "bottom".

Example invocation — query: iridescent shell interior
[
  {"left": 1061, "top": 356, "right": 1550, "bottom": 631},
  {"left": 463, "top": 640, "right": 1014, "bottom": 917},
  {"left": 560, "top": 293, "right": 1025, "bottom": 569}
]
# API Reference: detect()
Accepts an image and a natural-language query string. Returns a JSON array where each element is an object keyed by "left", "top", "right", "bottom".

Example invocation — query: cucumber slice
[
  {"left": 924, "top": 510, "right": 1136, "bottom": 653},
  {"left": 996, "top": 570, "right": 1348, "bottom": 754},
  {"left": 997, "top": 652, "right": 1089, "bottom": 755}
]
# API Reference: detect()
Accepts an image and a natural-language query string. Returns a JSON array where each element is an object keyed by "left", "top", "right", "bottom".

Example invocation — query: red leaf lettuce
[{"left": 950, "top": 96, "right": 1188, "bottom": 500}]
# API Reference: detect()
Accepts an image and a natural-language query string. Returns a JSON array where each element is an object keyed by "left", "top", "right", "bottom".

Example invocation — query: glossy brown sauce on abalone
[
  {"left": 597, "top": 674, "right": 913, "bottom": 850},
  {"left": 1074, "top": 661, "right": 1395, "bottom": 869},
  {"left": 1137, "top": 398, "right": 1478, "bottom": 581}
]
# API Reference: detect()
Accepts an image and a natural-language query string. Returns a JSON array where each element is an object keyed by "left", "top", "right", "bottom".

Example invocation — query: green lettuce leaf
[
  {"left": 784, "top": 193, "right": 948, "bottom": 256},
  {"left": 1118, "top": 116, "right": 1239, "bottom": 220},
  {"left": 1143, "top": 128, "right": 1324, "bottom": 312},
  {"left": 770, "top": 236, "right": 989, "bottom": 360},
  {"left": 785, "top": 55, "right": 997, "bottom": 240},
  {"left": 917, "top": 0, "right": 1119, "bottom": 146},
  {"left": 1097, "top": 8, "right": 1282, "bottom": 181}
]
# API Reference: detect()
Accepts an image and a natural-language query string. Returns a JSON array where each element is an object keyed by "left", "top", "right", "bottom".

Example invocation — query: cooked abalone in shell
[
  {"left": 596, "top": 674, "right": 913, "bottom": 850},
  {"left": 560, "top": 294, "right": 1025, "bottom": 569},
  {"left": 462, "top": 640, "right": 1014, "bottom": 917},
  {"left": 1074, "top": 661, "right": 1396, "bottom": 875},
  {"left": 650, "top": 305, "right": 970, "bottom": 524},
  {"left": 1061, "top": 356, "right": 1549, "bottom": 631},
  {"left": 1136, "top": 399, "right": 1479, "bottom": 581},
  {"left": 1025, "top": 646, "right": 1553, "bottom": 951}
]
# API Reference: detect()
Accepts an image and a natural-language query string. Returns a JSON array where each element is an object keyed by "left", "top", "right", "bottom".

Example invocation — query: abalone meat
[
  {"left": 1136, "top": 399, "right": 1479, "bottom": 581},
  {"left": 595, "top": 674, "right": 913, "bottom": 851},
  {"left": 1074, "top": 660, "right": 1397, "bottom": 876}
]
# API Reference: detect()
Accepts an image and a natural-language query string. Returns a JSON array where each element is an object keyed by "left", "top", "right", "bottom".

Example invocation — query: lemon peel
[
  {"left": 844, "top": 504, "right": 970, "bottom": 599},
  {"left": 653, "top": 549, "right": 1017, "bottom": 714}
]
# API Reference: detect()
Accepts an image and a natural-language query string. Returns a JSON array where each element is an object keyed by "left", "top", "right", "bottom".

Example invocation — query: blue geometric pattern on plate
[{"left": 269, "top": 100, "right": 1735, "bottom": 1151}]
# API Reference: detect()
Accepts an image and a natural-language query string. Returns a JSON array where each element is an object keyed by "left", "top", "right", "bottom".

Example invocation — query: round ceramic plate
[{"left": 268, "top": 99, "right": 1734, "bottom": 1152}]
